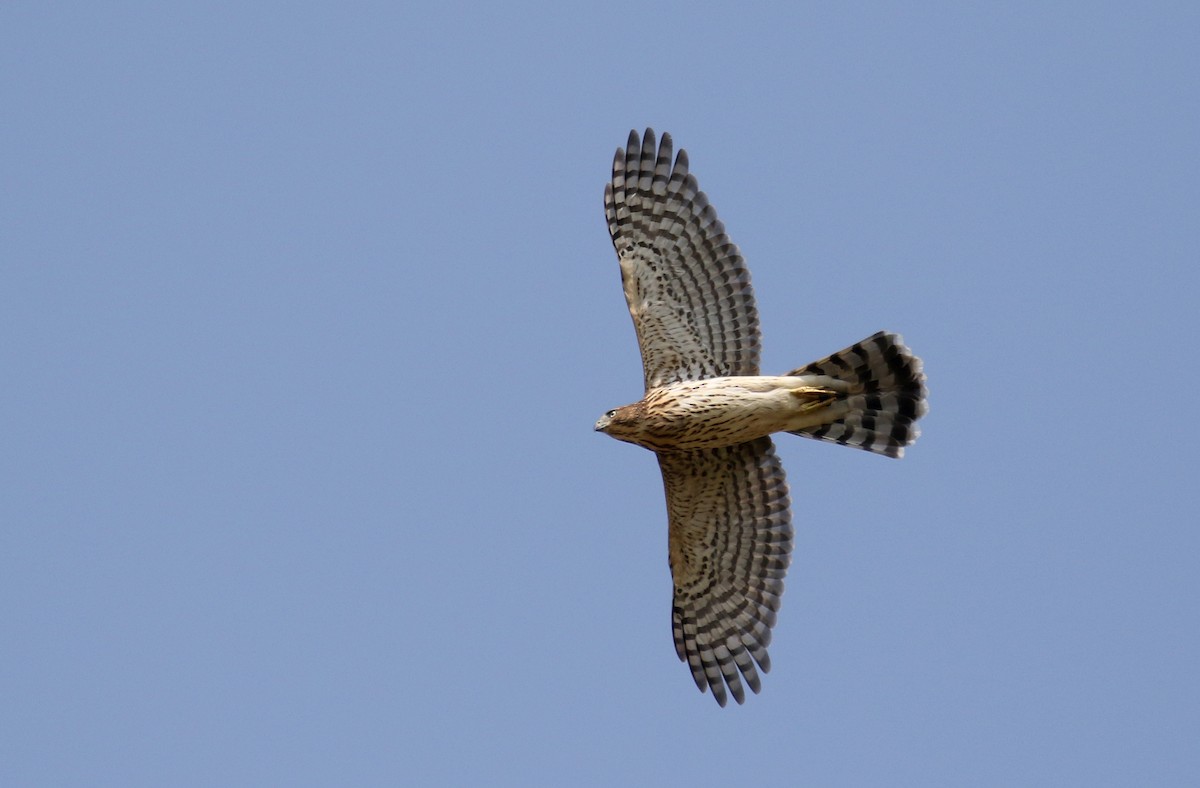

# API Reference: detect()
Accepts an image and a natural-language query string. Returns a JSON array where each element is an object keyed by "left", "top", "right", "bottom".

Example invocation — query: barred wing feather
[{"left": 604, "top": 129, "right": 761, "bottom": 391}]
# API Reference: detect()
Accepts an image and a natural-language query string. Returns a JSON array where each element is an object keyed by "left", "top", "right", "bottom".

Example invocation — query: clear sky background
[{"left": 3, "top": 3, "right": 1198, "bottom": 786}]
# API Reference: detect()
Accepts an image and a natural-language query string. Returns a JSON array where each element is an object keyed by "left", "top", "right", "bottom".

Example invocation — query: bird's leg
[{"left": 788, "top": 386, "right": 838, "bottom": 413}]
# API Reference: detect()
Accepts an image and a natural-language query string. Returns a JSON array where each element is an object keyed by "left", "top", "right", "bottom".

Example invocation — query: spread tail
[{"left": 786, "top": 331, "right": 927, "bottom": 458}]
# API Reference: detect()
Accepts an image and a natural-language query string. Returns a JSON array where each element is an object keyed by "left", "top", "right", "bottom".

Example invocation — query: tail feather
[{"left": 786, "top": 331, "right": 927, "bottom": 458}]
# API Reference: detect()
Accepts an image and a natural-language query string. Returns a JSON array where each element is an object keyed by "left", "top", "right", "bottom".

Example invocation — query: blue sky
[{"left": 3, "top": 2, "right": 1197, "bottom": 785}]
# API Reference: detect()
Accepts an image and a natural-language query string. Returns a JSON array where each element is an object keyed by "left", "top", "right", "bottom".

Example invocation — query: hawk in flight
[{"left": 596, "top": 129, "right": 928, "bottom": 706}]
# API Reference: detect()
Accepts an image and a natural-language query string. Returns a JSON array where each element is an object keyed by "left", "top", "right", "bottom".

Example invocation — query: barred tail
[{"left": 786, "top": 331, "right": 927, "bottom": 458}]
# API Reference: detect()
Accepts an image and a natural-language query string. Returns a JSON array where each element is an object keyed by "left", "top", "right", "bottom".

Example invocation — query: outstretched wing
[
  {"left": 604, "top": 128, "right": 761, "bottom": 391},
  {"left": 657, "top": 437, "right": 793, "bottom": 706}
]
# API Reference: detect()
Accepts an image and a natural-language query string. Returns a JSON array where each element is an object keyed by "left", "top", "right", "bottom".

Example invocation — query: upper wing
[
  {"left": 658, "top": 437, "right": 793, "bottom": 706},
  {"left": 604, "top": 128, "right": 761, "bottom": 391}
]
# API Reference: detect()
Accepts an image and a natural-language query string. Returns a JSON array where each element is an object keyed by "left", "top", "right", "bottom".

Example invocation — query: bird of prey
[{"left": 595, "top": 128, "right": 927, "bottom": 706}]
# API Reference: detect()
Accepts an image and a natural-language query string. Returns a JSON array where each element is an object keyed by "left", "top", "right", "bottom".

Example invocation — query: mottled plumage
[{"left": 596, "top": 129, "right": 928, "bottom": 706}]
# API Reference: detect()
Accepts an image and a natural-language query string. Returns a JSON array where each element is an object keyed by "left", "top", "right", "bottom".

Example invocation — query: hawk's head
[{"left": 594, "top": 402, "right": 647, "bottom": 445}]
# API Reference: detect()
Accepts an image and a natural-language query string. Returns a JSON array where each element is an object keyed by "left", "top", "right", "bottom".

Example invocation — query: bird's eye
[{"left": 606, "top": 409, "right": 617, "bottom": 418}]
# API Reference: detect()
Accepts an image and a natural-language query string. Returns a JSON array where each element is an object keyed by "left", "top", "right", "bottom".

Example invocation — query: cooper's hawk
[{"left": 595, "top": 129, "right": 928, "bottom": 706}]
